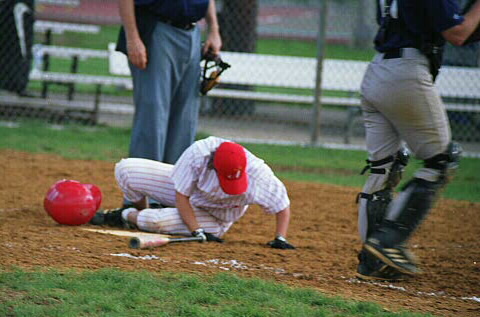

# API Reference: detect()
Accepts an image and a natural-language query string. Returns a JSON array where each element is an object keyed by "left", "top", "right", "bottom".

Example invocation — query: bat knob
[{"left": 130, "top": 237, "right": 141, "bottom": 249}]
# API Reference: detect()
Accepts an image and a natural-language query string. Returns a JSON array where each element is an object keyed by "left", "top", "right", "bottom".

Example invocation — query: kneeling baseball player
[{"left": 91, "top": 136, "right": 295, "bottom": 250}]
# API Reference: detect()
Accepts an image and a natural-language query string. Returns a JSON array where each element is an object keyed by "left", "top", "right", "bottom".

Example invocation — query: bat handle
[{"left": 169, "top": 236, "right": 205, "bottom": 243}]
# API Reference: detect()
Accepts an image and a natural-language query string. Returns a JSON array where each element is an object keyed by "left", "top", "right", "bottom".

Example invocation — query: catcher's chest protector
[{"left": 0, "top": 0, "right": 35, "bottom": 93}]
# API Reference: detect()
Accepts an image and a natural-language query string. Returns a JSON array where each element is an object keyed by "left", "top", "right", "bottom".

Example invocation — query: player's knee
[
  {"left": 136, "top": 208, "right": 170, "bottom": 233},
  {"left": 114, "top": 159, "right": 132, "bottom": 187},
  {"left": 423, "top": 141, "right": 462, "bottom": 185},
  {"left": 358, "top": 147, "right": 410, "bottom": 196}
]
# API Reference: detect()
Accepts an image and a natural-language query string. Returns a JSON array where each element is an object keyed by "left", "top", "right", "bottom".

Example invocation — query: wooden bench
[
  {"left": 32, "top": 20, "right": 103, "bottom": 102},
  {"left": 31, "top": 44, "right": 112, "bottom": 100},
  {"left": 26, "top": 42, "right": 480, "bottom": 131},
  {"left": 28, "top": 44, "right": 130, "bottom": 124},
  {"left": 107, "top": 44, "right": 480, "bottom": 142}
]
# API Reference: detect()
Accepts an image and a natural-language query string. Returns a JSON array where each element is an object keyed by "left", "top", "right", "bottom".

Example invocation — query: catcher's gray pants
[
  {"left": 129, "top": 22, "right": 202, "bottom": 164},
  {"left": 358, "top": 48, "right": 452, "bottom": 240}
]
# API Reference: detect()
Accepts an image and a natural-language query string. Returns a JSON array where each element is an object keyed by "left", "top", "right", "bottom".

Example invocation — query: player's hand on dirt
[
  {"left": 192, "top": 228, "right": 224, "bottom": 243},
  {"left": 267, "top": 235, "right": 295, "bottom": 249}
]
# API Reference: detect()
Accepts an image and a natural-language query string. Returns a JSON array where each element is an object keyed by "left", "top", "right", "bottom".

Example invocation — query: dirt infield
[{"left": 1, "top": 149, "right": 479, "bottom": 317}]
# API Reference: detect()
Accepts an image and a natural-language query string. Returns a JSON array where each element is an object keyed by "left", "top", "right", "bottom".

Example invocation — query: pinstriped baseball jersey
[{"left": 171, "top": 136, "right": 290, "bottom": 223}]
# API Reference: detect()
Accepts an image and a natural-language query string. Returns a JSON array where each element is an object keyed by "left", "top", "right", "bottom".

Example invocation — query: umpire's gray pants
[
  {"left": 129, "top": 22, "right": 201, "bottom": 164},
  {"left": 360, "top": 48, "right": 451, "bottom": 182}
]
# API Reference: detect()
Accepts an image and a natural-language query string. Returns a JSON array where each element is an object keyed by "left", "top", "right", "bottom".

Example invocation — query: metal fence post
[{"left": 310, "top": 0, "right": 329, "bottom": 145}]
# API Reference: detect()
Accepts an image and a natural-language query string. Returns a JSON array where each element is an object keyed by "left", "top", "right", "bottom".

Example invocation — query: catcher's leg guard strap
[
  {"left": 357, "top": 148, "right": 410, "bottom": 242},
  {"left": 417, "top": 141, "right": 462, "bottom": 184},
  {"left": 358, "top": 189, "right": 392, "bottom": 241}
]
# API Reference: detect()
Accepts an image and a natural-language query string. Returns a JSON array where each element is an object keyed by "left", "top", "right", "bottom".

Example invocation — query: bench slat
[
  {"left": 29, "top": 69, "right": 133, "bottom": 89},
  {"left": 34, "top": 21, "right": 100, "bottom": 34},
  {"left": 34, "top": 44, "right": 109, "bottom": 59}
]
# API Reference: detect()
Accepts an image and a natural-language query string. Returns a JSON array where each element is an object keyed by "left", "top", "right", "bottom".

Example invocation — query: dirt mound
[{"left": 1, "top": 149, "right": 479, "bottom": 316}]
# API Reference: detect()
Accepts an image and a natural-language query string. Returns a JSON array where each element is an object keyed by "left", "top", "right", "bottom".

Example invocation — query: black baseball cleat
[
  {"left": 89, "top": 206, "right": 137, "bottom": 229},
  {"left": 356, "top": 249, "right": 409, "bottom": 281},
  {"left": 364, "top": 238, "right": 420, "bottom": 276},
  {"left": 356, "top": 262, "right": 409, "bottom": 281}
]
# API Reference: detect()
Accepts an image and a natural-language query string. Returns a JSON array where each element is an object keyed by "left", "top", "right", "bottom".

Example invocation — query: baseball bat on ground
[{"left": 129, "top": 235, "right": 204, "bottom": 249}]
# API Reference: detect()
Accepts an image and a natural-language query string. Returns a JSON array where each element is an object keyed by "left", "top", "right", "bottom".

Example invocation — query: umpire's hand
[
  {"left": 127, "top": 37, "right": 148, "bottom": 70},
  {"left": 267, "top": 235, "right": 295, "bottom": 249}
]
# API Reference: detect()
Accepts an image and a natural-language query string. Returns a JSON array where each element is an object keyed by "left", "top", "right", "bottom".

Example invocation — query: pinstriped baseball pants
[{"left": 115, "top": 158, "right": 232, "bottom": 237}]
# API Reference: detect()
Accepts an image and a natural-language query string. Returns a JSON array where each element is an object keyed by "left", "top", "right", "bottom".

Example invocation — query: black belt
[
  {"left": 157, "top": 16, "right": 196, "bottom": 31},
  {"left": 383, "top": 48, "right": 402, "bottom": 59}
]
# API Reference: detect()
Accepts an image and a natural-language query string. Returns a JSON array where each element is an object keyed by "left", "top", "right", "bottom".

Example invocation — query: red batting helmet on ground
[
  {"left": 83, "top": 183, "right": 102, "bottom": 211},
  {"left": 44, "top": 180, "right": 98, "bottom": 226}
]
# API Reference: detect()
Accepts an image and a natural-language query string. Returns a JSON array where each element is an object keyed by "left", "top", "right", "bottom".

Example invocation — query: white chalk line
[{"left": 107, "top": 254, "right": 479, "bottom": 304}]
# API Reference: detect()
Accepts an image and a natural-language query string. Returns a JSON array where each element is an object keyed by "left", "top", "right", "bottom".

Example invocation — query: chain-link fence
[{"left": 1, "top": 0, "right": 480, "bottom": 155}]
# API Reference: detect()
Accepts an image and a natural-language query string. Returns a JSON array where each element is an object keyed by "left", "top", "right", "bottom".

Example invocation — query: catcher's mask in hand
[{"left": 200, "top": 52, "right": 231, "bottom": 95}]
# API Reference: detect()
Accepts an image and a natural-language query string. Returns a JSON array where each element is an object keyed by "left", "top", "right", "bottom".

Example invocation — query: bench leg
[
  {"left": 344, "top": 106, "right": 361, "bottom": 144},
  {"left": 67, "top": 56, "right": 79, "bottom": 101},
  {"left": 41, "top": 53, "right": 51, "bottom": 99},
  {"left": 91, "top": 84, "right": 102, "bottom": 125}
]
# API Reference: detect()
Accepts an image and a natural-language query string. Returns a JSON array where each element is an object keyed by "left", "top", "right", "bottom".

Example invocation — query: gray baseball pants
[
  {"left": 129, "top": 21, "right": 202, "bottom": 164},
  {"left": 358, "top": 48, "right": 452, "bottom": 241}
]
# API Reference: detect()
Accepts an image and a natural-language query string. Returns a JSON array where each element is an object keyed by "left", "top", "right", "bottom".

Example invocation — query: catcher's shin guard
[
  {"left": 357, "top": 148, "right": 410, "bottom": 242},
  {"left": 363, "top": 143, "right": 460, "bottom": 275},
  {"left": 372, "top": 142, "right": 462, "bottom": 248}
]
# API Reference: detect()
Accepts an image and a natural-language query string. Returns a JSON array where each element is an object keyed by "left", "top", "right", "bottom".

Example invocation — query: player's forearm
[
  {"left": 274, "top": 207, "right": 291, "bottom": 237},
  {"left": 175, "top": 191, "right": 200, "bottom": 232},
  {"left": 118, "top": 0, "right": 141, "bottom": 42},
  {"left": 442, "top": 0, "right": 480, "bottom": 46},
  {"left": 205, "top": 0, "right": 220, "bottom": 34}
]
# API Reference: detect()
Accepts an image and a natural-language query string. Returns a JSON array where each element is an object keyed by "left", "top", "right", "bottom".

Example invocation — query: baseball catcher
[{"left": 355, "top": 0, "right": 478, "bottom": 281}]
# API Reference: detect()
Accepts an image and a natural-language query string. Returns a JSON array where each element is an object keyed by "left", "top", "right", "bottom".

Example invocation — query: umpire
[{"left": 356, "top": 0, "right": 480, "bottom": 281}]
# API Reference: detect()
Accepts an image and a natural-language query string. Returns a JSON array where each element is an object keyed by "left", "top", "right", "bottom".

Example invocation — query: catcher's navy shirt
[
  {"left": 375, "top": 0, "right": 464, "bottom": 52},
  {"left": 135, "top": 0, "right": 209, "bottom": 23}
]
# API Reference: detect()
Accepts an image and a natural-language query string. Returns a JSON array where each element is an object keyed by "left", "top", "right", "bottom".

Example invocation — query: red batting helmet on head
[{"left": 43, "top": 180, "right": 98, "bottom": 226}]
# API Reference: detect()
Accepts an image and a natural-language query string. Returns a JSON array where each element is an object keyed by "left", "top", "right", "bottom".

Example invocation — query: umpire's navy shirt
[
  {"left": 135, "top": 0, "right": 209, "bottom": 23},
  {"left": 375, "top": 0, "right": 464, "bottom": 52}
]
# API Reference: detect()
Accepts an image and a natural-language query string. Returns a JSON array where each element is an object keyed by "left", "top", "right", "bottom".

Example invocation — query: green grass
[
  {"left": 0, "top": 121, "right": 130, "bottom": 160},
  {"left": 1, "top": 120, "right": 479, "bottom": 202},
  {"left": 0, "top": 269, "right": 433, "bottom": 317},
  {"left": 257, "top": 39, "right": 375, "bottom": 60}
]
